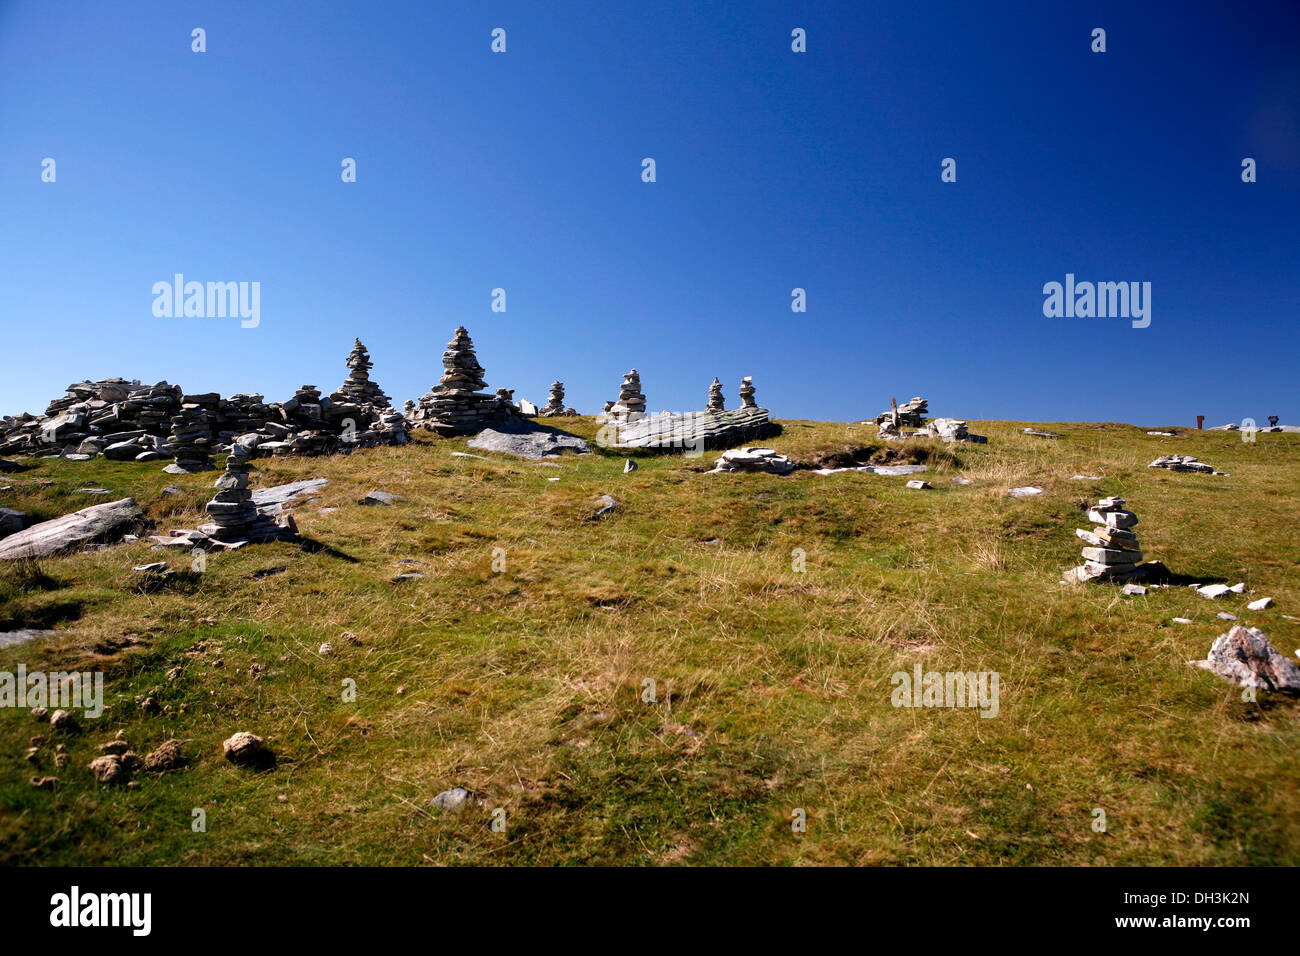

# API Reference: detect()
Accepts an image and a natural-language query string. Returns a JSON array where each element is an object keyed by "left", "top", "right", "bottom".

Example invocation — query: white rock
[
  {"left": 1247, "top": 597, "right": 1273, "bottom": 611},
  {"left": 1007, "top": 486, "right": 1043, "bottom": 497},
  {"left": 1196, "top": 584, "right": 1232, "bottom": 600}
]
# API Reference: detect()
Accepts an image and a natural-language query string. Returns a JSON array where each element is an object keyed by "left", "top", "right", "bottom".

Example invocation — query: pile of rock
[
  {"left": 163, "top": 406, "right": 216, "bottom": 474},
  {"left": 540, "top": 381, "right": 577, "bottom": 417},
  {"left": 197, "top": 443, "right": 298, "bottom": 545},
  {"left": 607, "top": 369, "right": 647, "bottom": 421},
  {"left": 1149, "top": 455, "right": 1223, "bottom": 475},
  {"left": 1066, "top": 496, "right": 1148, "bottom": 583},
  {"left": 707, "top": 378, "right": 725, "bottom": 412},
  {"left": 922, "top": 418, "right": 988, "bottom": 443},
  {"left": 1191, "top": 625, "right": 1300, "bottom": 694},
  {"left": 331, "top": 339, "right": 390, "bottom": 408},
  {"left": 707, "top": 447, "right": 795, "bottom": 475},
  {"left": 738, "top": 377, "right": 758, "bottom": 411},
  {"left": 871, "top": 396, "right": 927, "bottom": 428},
  {"left": 1, "top": 339, "right": 409, "bottom": 465},
  {"left": 409, "top": 326, "right": 525, "bottom": 436}
]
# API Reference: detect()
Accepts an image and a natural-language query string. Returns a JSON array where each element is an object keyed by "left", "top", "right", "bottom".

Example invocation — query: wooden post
[{"left": 1197, "top": 415, "right": 1204, "bottom": 430}]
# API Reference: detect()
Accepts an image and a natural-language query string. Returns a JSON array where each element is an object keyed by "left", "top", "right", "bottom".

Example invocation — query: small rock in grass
[
  {"left": 591, "top": 495, "right": 618, "bottom": 519},
  {"left": 623, "top": 459, "right": 638, "bottom": 473},
  {"left": 905, "top": 479, "right": 931, "bottom": 490},
  {"left": 1190, "top": 625, "right": 1300, "bottom": 694},
  {"left": 1007, "top": 486, "right": 1043, "bottom": 498},
  {"left": 318, "top": 642, "right": 334, "bottom": 656},
  {"left": 1218, "top": 612, "right": 1238, "bottom": 621},
  {"left": 1247, "top": 597, "right": 1274, "bottom": 611},
  {"left": 49, "top": 709, "right": 73, "bottom": 730},
  {"left": 1197, "top": 584, "right": 1233, "bottom": 600},
  {"left": 1172, "top": 618, "right": 1193, "bottom": 624},
  {"left": 97, "top": 740, "right": 129, "bottom": 755},
  {"left": 133, "top": 561, "right": 168, "bottom": 573},
  {"left": 359, "top": 490, "right": 400, "bottom": 506},
  {"left": 222, "top": 732, "right": 274, "bottom": 769},
  {"left": 1122, "top": 584, "right": 1147, "bottom": 596},
  {"left": 88, "top": 754, "right": 126, "bottom": 784},
  {"left": 143, "top": 739, "right": 185, "bottom": 772},
  {"left": 431, "top": 787, "right": 474, "bottom": 811}
]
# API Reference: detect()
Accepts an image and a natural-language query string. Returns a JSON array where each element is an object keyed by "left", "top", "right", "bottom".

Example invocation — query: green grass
[{"left": 1, "top": 418, "right": 1297, "bottom": 865}]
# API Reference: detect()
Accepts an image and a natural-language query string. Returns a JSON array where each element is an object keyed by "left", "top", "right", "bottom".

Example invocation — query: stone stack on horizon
[
  {"left": 331, "top": 339, "right": 390, "bottom": 408},
  {"left": 608, "top": 369, "right": 647, "bottom": 420},
  {"left": 541, "top": 381, "right": 577, "bottom": 417},
  {"left": 1066, "top": 496, "right": 1147, "bottom": 583},
  {"left": 872, "top": 396, "right": 928, "bottom": 429},
  {"left": 738, "top": 377, "right": 758, "bottom": 411},
  {"left": 409, "top": 326, "right": 524, "bottom": 436},
  {"left": 707, "top": 378, "right": 725, "bottom": 413}
]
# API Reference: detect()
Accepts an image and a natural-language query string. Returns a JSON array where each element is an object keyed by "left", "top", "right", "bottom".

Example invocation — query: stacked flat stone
[
  {"left": 1149, "top": 455, "right": 1216, "bottom": 474},
  {"left": 163, "top": 406, "right": 216, "bottom": 474},
  {"left": 608, "top": 370, "right": 647, "bottom": 420},
  {"left": 737, "top": 377, "right": 759, "bottom": 411},
  {"left": 872, "top": 396, "right": 928, "bottom": 428},
  {"left": 0, "top": 379, "right": 182, "bottom": 458},
  {"left": 331, "top": 339, "right": 390, "bottom": 408},
  {"left": 410, "top": 326, "right": 523, "bottom": 436},
  {"left": 1066, "top": 497, "right": 1146, "bottom": 583},
  {"left": 541, "top": 381, "right": 577, "bottom": 417},
  {"left": 707, "top": 378, "right": 725, "bottom": 413},
  {"left": 198, "top": 442, "right": 295, "bottom": 543}
]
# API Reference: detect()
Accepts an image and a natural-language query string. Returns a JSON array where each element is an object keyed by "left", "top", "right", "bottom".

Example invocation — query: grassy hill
[{"left": 2, "top": 418, "right": 1297, "bottom": 865}]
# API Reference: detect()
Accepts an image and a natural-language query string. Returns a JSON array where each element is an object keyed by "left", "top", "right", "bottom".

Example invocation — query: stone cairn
[
  {"left": 409, "top": 326, "right": 522, "bottom": 436},
  {"left": 608, "top": 369, "right": 647, "bottom": 420},
  {"left": 541, "top": 381, "right": 577, "bottom": 417},
  {"left": 738, "top": 376, "right": 758, "bottom": 411},
  {"left": 198, "top": 441, "right": 297, "bottom": 544},
  {"left": 707, "top": 378, "right": 725, "bottom": 413},
  {"left": 331, "top": 339, "right": 390, "bottom": 408},
  {"left": 164, "top": 406, "right": 216, "bottom": 474},
  {"left": 1066, "top": 496, "right": 1146, "bottom": 583}
]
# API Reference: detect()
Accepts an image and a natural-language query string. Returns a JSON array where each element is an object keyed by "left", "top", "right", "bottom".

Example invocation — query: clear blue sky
[{"left": 2, "top": 0, "right": 1297, "bottom": 425}]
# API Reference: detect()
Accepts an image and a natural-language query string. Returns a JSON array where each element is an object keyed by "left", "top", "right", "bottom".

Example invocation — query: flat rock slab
[
  {"left": 810, "top": 463, "right": 928, "bottom": 477},
  {"left": 1022, "top": 429, "right": 1061, "bottom": 438},
  {"left": 359, "top": 491, "right": 400, "bottom": 506},
  {"left": 0, "top": 497, "right": 144, "bottom": 560},
  {"left": 1007, "top": 486, "right": 1044, "bottom": 497},
  {"left": 467, "top": 425, "right": 591, "bottom": 460},
  {"left": 0, "top": 628, "right": 55, "bottom": 649},
  {"left": 251, "top": 478, "right": 329, "bottom": 515},
  {"left": 611, "top": 408, "right": 780, "bottom": 452}
]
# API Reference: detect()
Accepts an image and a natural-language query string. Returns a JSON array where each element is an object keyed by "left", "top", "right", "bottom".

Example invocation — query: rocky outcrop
[
  {"left": 1190, "top": 626, "right": 1300, "bottom": 694},
  {"left": 0, "top": 498, "right": 145, "bottom": 560},
  {"left": 1149, "top": 455, "right": 1222, "bottom": 475},
  {"left": 466, "top": 424, "right": 591, "bottom": 459},
  {"left": 707, "top": 447, "right": 796, "bottom": 475}
]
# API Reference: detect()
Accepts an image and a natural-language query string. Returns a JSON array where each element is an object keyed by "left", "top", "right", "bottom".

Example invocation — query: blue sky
[{"left": 1, "top": 0, "right": 1297, "bottom": 425}]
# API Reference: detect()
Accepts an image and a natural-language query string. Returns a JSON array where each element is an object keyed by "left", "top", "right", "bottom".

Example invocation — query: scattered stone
[
  {"left": 451, "top": 452, "right": 488, "bottom": 460},
  {"left": 392, "top": 573, "right": 425, "bottom": 582},
  {"left": 0, "top": 497, "right": 144, "bottom": 560},
  {"left": 1190, "top": 625, "right": 1300, "bottom": 694},
  {"left": 707, "top": 447, "right": 795, "bottom": 475},
  {"left": 591, "top": 494, "right": 618, "bottom": 519},
  {"left": 1007, "top": 486, "right": 1043, "bottom": 498},
  {"left": 1146, "top": 431, "right": 1176, "bottom": 437},
  {"left": 623, "top": 459, "right": 638, "bottom": 473},
  {"left": 318, "top": 642, "right": 334, "bottom": 656},
  {"left": 359, "top": 491, "right": 400, "bottom": 506},
  {"left": 49, "top": 709, "right": 73, "bottom": 730},
  {"left": 431, "top": 787, "right": 474, "bottom": 811},
  {"left": 1022, "top": 428, "right": 1061, "bottom": 438},
  {"left": 1218, "top": 612, "right": 1238, "bottom": 621},
  {"left": 952, "top": 476, "right": 974, "bottom": 485},
  {"left": 923, "top": 418, "right": 987, "bottom": 443},
  {"left": 905, "top": 479, "right": 932, "bottom": 490},
  {"left": 1197, "top": 584, "right": 1234, "bottom": 600},
  {"left": 1247, "top": 597, "right": 1274, "bottom": 611},
  {"left": 132, "top": 561, "right": 168, "bottom": 574},
  {"left": 466, "top": 424, "right": 591, "bottom": 460},
  {"left": 518, "top": 399, "right": 539, "bottom": 416},
  {"left": 222, "top": 732, "right": 273, "bottom": 768},
  {"left": 1122, "top": 584, "right": 1147, "bottom": 596},
  {"left": 251, "top": 477, "right": 329, "bottom": 514},
  {"left": 88, "top": 755, "right": 126, "bottom": 784},
  {"left": 1149, "top": 455, "right": 1217, "bottom": 474},
  {"left": 97, "top": 740, "right": 129, "bottom": 756},
  {"left": 1172, "top": 617, "right": 1193, "bottom": 624},
  {"left": 1070, "top": 475, "right": 1103, "bottom": 481}
]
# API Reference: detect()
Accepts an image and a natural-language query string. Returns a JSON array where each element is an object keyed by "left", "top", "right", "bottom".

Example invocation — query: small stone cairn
[
  {"left": 541, "top": 381, "right": 577, "bottom": 417},
  {"left": 1066, "top": 496, "right": 1147, "bottom": 583},
  {"left": 331, "top": 338, "right": 390, "bottom": 408},
  {"left": 198, "top": 441, "right": 298, "bottom": 544},
  {"left": 164, "top": 406, "right": 216, "bottom": 473}
]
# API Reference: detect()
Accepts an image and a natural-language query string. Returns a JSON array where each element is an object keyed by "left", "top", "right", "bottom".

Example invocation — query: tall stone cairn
[
  {"left": 738, "top": 376, "right": 758, "bottom": 410},
  {"left": 609, "top": 369, "right": 647, "bottom": 420},
  {"left": 410, "top": 326, "right": 520, "bottom": 435},
  {"left": 333, "top": 338, "right": 390, "bottom": 408},
  {"left": 541, "top": 381, "right": 573, "bottom": 417},
  {"left": 706, "top": 378, "right": 725, "bottom": 413},
  {"left": 164, "top": 406, "right": 216, "bottom": 474}
]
